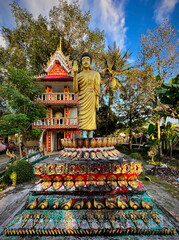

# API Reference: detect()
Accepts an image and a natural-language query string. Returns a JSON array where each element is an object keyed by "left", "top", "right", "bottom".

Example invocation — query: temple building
[{"left": 33, "top": 41, "right": 80, "bottom": 152}]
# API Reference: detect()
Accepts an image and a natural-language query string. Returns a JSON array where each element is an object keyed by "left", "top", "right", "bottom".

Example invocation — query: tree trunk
[
  {"left": 129, "top": 117, "right": 132, "bottom": 151},
  {"left": 129, "top": 102, "right": 133, "bottom": 151},
  {"left": 106, "top": 91, "right": 110, "bottom": 136},
  {"left": 157, "top": 119, "right": 161, "bottom": 159},
  {"left": 138, "top": 137, "right": 142, "bottom": 149},
  {"left": 129, "top": 130, "right": 133, "bottom": 151},
  {"left": 106, "top": 81, "right": 112, "bottom": 136},
  {"left": 18, "top": 135, "right": 22, "bottom": 159},
  {"left": 157, "top": 119, "right": 160, "bottom": 141}
]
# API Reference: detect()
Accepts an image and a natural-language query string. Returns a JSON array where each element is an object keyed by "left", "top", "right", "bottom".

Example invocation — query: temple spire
[{"left": 59, "top": 37, "right": 62, "bottom": 51}]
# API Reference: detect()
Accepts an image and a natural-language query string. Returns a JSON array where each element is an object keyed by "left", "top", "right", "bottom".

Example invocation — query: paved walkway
[
  {"left": 0, "top": 153, "right": 10, "bottom": 173},
  {"left": 0, "top": 151, "right": 59, "bottom": 173},
  {"left": 0, "top": 152, "right": 21, "bottom": 173}
]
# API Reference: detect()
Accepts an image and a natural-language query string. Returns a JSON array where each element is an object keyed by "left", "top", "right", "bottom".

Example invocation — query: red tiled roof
[{"left": 37, "top": 75, "right": 73, "bottom": 81}]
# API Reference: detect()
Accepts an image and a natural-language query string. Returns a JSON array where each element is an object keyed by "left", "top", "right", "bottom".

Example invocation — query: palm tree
[{"left": 101, "top": 42, "right": 132, "bottom": 135}]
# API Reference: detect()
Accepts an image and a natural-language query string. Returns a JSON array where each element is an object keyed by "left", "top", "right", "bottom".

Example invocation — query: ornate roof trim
[{"left": 44, "top": 38, "right": 70, "bottom": 74}]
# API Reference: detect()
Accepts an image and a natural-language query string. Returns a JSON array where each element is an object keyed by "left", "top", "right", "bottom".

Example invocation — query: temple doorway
[{"left": 57, "top": 131, "right": 64, "bottom": 150}]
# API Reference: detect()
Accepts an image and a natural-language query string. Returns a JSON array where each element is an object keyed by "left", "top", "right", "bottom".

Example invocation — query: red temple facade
[{"left": 33, "top": 42, "right": 81, "bottom": 152}]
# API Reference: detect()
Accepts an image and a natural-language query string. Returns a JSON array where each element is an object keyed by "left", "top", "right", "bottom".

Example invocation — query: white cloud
[
  {"left": 79, "top": 0, "right": 127, "bottom": 50},
  {"left": 154, "top": 0, "right": 179, "bottom": 24},
  {"left": 18, "top": 0, "right": 59, "bottom": 19},
  {"left": 0, "top": 0, "right": 128, "bottom": 50},
  {"left": 0, "top": 33, "right": 7, "bottom": 48}
]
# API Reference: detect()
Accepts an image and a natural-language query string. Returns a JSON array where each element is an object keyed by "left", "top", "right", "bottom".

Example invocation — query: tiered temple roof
[{"left": 37, "top": 38, "right": 72, "bottom": 81}]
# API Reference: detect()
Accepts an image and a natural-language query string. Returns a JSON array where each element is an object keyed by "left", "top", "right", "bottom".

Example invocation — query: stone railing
[
  {"left": 36, "top": 92, "right": 78, "bottom": 103},
  {"left": 33, "top": 117, "right": 78, "bottom": 128}
]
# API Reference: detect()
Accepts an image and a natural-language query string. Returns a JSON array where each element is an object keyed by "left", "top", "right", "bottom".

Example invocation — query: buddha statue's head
[{"left": 81, "top": 52, "right": 92, "bottom": 70}]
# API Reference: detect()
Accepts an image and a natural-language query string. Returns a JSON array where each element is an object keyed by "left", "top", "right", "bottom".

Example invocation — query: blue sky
[{"left": 0, "top": 0, "right": 179, "bottom": 61}]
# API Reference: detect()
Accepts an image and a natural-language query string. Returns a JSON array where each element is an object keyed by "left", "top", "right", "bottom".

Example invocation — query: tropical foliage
[
  {"left": 100, "top": 42, "right": 132, "bottom": 134},
  {"left": 117, "top": 69, "right": 152, "bottom": 150},
  {"left": 0, "top": 67, "right": 46, "bottom": 157},
  {"left": 1, "top": 0, "right": 105, "bottom": 75}
]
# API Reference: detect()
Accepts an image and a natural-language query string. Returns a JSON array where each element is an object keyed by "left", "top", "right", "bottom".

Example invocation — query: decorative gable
[
  {"left": 48, "top": 60, "right": 68, "bottom": 76},
  {"left": 45, "top": 38, "right": 71, "bottom": 76}
]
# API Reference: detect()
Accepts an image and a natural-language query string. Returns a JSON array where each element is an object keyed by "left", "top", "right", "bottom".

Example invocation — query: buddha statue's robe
[{"left": 75, "top": 70, "right": 100, "bottom": 131}]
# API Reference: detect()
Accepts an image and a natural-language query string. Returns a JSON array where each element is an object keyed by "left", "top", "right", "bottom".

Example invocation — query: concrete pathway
[
  {"left": 0, "top": 153, "right": 10, "bottom": 173},
  {"left": 0, "top": 152, "right": 21, "bottom": 173}
]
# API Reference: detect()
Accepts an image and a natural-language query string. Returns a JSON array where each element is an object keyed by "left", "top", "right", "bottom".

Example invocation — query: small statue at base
[{"left": 73, "top": 52, "right": 100, "bottom": 138}]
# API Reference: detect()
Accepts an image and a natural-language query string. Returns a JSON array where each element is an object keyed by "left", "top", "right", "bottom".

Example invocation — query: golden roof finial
[{"left": 59, "top": 37, "right": 62, "bottom": 51}]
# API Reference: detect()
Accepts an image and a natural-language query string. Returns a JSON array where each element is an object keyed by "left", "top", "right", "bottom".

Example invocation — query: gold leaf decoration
[
  {"left": 61, "top": 200, "right": 72, "bottom": 210},
  {"left": 94, "top": 199, "right": 105, "bottom": 209},
  {"left": 105, "top": 198, "right": 117, "bottom": 209},
  {"left": 102, "top": 151, "right": 108, "bottom": 158},
  {"left": 107, "top": 181, "right": 117, "bottom": 190},
  {"left": 27, "top": 199, "right": 38, "bottom": 209},
  {"left": 107, "top": 212, "right": 116, "bottom": 228},
  {"left": 128, "top": 181, "right": 139, "bottom": 189},
  {"left": 38, "top": 199, "right": 48, "bottom": 209},
  {"left": 8, "top": 215, "right": 21, "bottom": 227},
  {"left": 94, "top": 211, "right": 104, "bottom": 226},
  {"left": 96, "top": 138, "right": 102, "bottom": 147},
  {"left": 53, "top": 200, "right": 59, "bottom": 209},
  {"left": 64, "top": 181, "right": 74, "bottom": 190},
  {"left": 102, "top": 138, "right": 107, "bottom": 147},
  {"left": 22, "top": 212, "right": 31, "bottom": 227},
  {"left": 107, "top": 138, "right": 112, "bottom": 147},
  {"left": 75, "top": 181, "right": 85, "bottom": 189},
  {"left": 86, "top": 201, "right": 92, "bottom": 209},
  {"left": 53, "top": 181, "right": 62, "bottom": 190},
  {"left": 73, "top": 200, "right": 84, "bottom": 209},
  {"left": 141, "top": 200, "right": 152, "bottom": 210},
  {"left": 33, "top": 212, "right": 42, "bottom": 227},
  {"left": 71, "top": 151, "right": 77, "bottom": 158},
  {"left": 42, "top": 181, "right": 52, "bottom": 190},
  {"left": 128, "top": 211, "right": 138, "bottom": 227},
  {"left": 91, "top": 152, "right": 96, "bottom": 159},
  {"left": 84, "top": 151, "right": 89, "bottom": 159},
  {"left": 96, "top": 152, "right": 103, "bottom": 159},
  {"left": 129, "top": 200, "right": 140, "bottom": 210},
  {"left": 150, "top": 211, "right": 160, "bottom": 224},
  {"left": 107, "top": 151, "right": 114, "bottom": 157},
  {"left": 117, "top": 199, "right": 128, "bottom": 209},
  {"left": 139, "top": 211, "right": 149, "bottom": 226},
  {"left": 118, "top": 180, "right": 128, "bottom": 188}
]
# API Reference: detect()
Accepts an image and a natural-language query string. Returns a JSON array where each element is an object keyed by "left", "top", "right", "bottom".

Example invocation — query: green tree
[
  {"left": 49, "top": 0, "right": 105, "bottom": 62},
  {"left": 137, "top": 20, "right": 179, "bottom": 154},
  {"left": 161, "top": 122, "right": 179, "bottom": 156},
  {"left": 1, "top": 1, "right": 105, "bottom": 75},
  {"left": 157, "top": 74, "right": 179, "bottom": 118},
  {"left": 138, "top": 19, "right": 179, "bottom": 82},
  {"left": 95, "top": 103, "right": 119, "bottom": 137},
  {"left": 0, "top": 66, "right": 46, "bottom": 158},
  {"left": 101, "top": 42, "right": 132, "bottom": 135},
  {"left": 117, "top": 69, "right": 152, "bottom": 150}
]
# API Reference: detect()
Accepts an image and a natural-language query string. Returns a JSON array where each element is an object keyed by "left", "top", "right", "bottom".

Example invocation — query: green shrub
[
  {"left": 129, "top": 152, "right": 143, "bottom": 161},
  {"left": 116, "top": 144, "right": 129, "bottom": 153},
  {"left": 3, "top": 160, "right": 34, "bottom": 185}
]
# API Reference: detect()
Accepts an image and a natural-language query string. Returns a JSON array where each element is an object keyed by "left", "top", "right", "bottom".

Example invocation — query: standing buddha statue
[{"left": 73, "top": 52, "right": 100, "bottom": 138}]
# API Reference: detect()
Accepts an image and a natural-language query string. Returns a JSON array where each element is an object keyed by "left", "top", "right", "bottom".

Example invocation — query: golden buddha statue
[{"left": 73, "top": 52, "right": 100, "bottom": 138}]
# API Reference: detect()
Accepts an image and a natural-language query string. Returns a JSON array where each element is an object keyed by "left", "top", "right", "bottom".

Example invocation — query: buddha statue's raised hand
[{"left": 73, "top": 60, "right": 78, "bottom": 73}]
